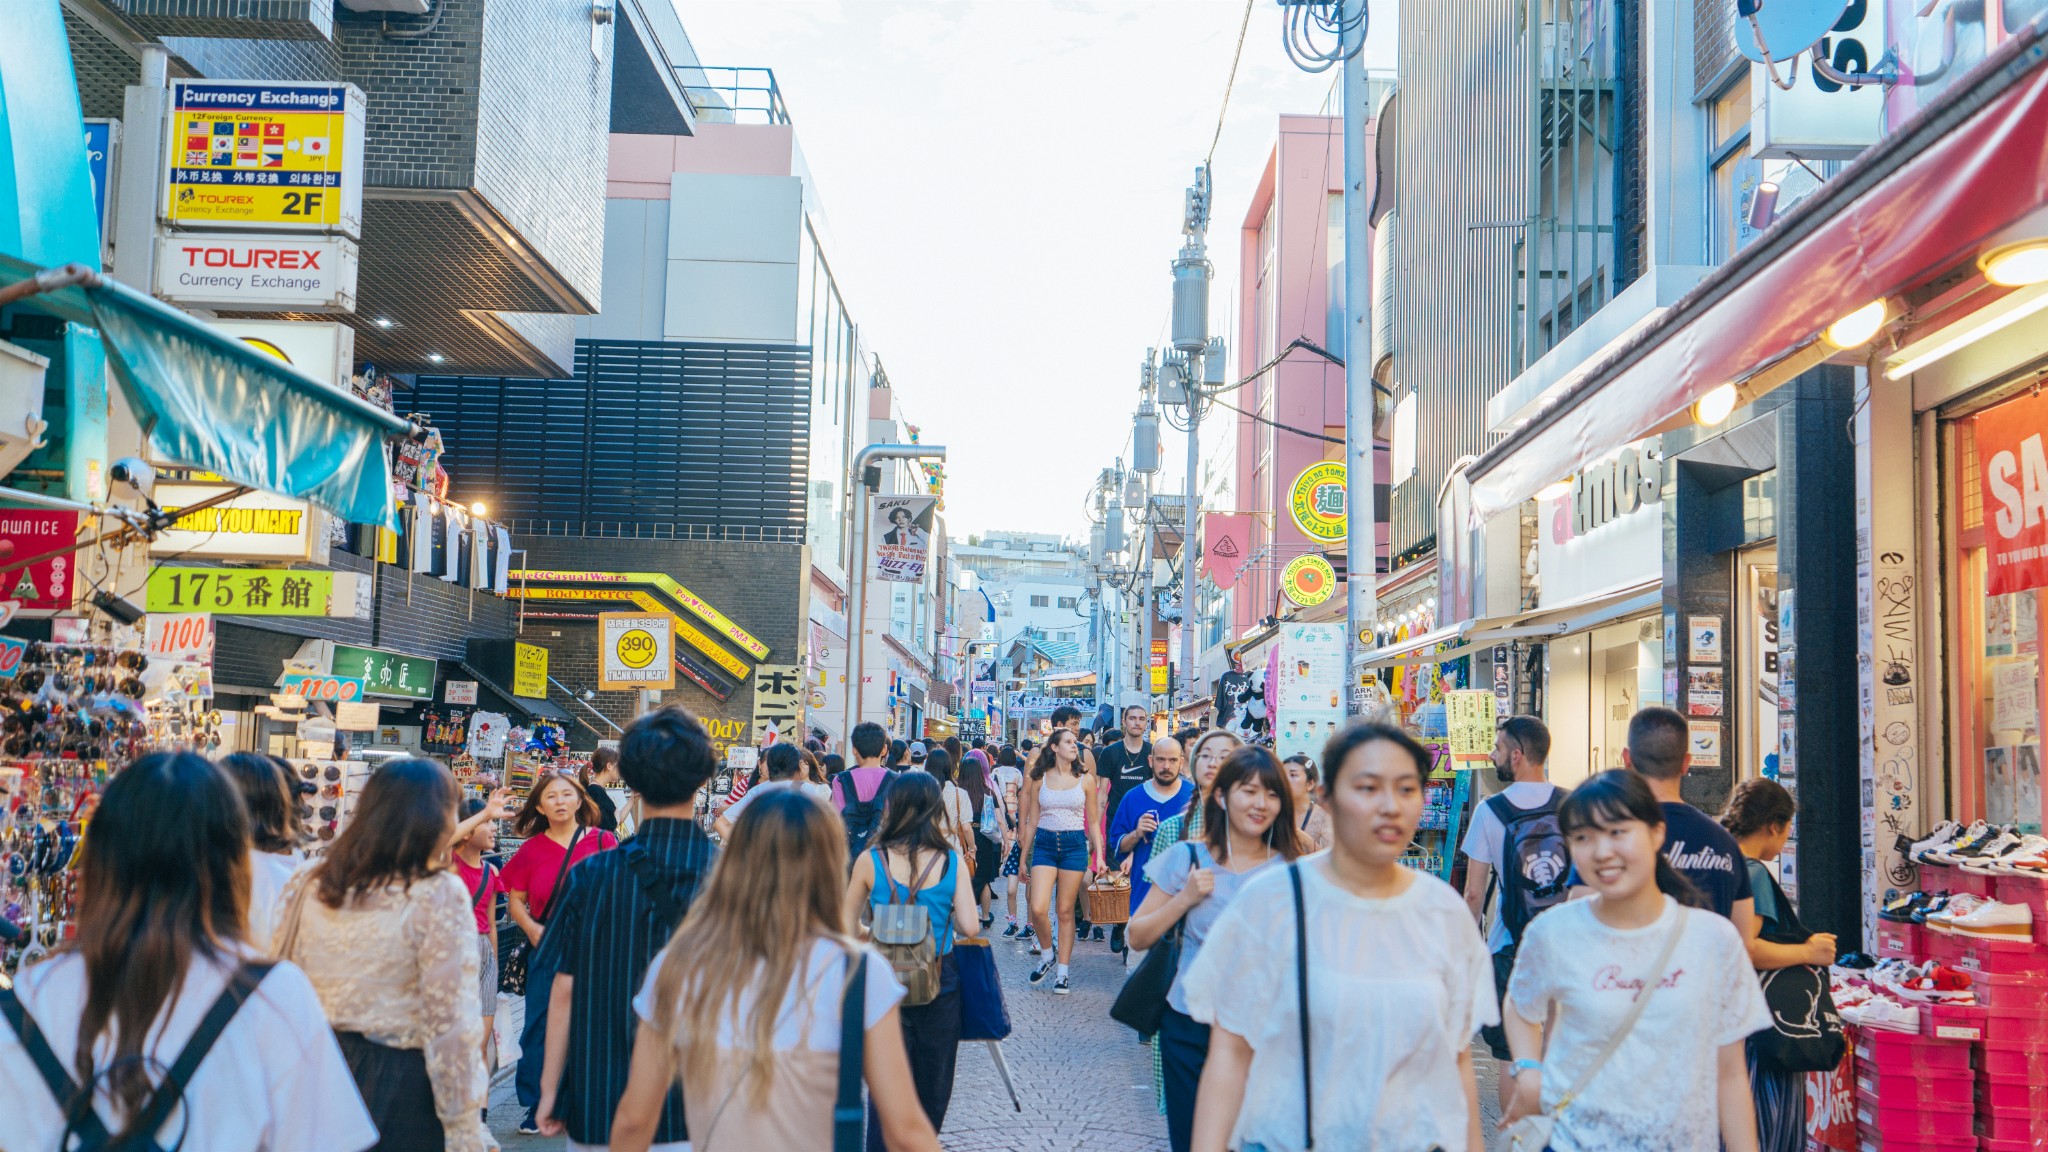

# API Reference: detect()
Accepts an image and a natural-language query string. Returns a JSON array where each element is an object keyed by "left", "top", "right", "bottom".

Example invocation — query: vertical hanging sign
[
  {"left": 162, "top": 80, "right": 365, "bottom": 237},
  {"left": 871, "top": 494, "right": 936, "bottom": 584}
]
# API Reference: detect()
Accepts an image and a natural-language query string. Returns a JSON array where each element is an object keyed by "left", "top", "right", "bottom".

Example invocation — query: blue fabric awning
[{"left": 0, "top": 0, "right": 407, "bottom": 528}]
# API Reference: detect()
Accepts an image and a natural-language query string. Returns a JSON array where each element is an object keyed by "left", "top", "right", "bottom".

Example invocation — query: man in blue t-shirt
[
  {"left": 1108, "top": 736, "right": 1193, "bottom": 926},
  {"left": 1623, "top": 706, "right": 1755, "bottom": 940}
]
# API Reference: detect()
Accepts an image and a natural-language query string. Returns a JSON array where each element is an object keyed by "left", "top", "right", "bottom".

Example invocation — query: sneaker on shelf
[
  {"left": 1879, "top": 892, "right": 1928, "bottom": 923},
  {"left": 1028, "top": 958, "right": 1055, "bottom": 986},
  {"left": 1852, "top": 995, "right": 1922, "bottom": 1034},
  {"left": 1909, "top": 820, "right": 1964, "bottom": 864},
  {"left": 1946, "top": 898, "right": 2034, "bottom": 941},
  {"left": 1898, "top": 961, "right": 1978, "bottom": 1003},
  {"left": 1928, "top": 822, "right": 1995, "bottom": 865},
  {"left": 1834, "top": 951, "right": 1879, "bottom": 970},
  {"left": 1052, "top": 974, "right": 1072, "bottom": 995},
  {"left": 1989, "top": 835, "right": 2048, "bottom": 875},
  {"left": 1926, "top": 894, "right": 1991, "bottom": 933},
  {"left": 1961, "top": 831, "right": 2026, "bottom": 875},
  {"left": 1909, "top": 893, "right": 1955, "bottom": 925}
]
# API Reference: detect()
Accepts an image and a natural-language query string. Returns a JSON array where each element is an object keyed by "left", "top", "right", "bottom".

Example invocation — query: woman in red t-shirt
[{"left": 502, "top": 770, "right": 616, "bottom": 1130}]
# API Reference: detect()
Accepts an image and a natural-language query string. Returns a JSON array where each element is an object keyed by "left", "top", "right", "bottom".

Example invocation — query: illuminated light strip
[
  {"left": 1885, "top": 282, "right": 2048, "bottom": 379},
  {"left": 512, "top": 569, "right": 770, "bottom": 660},
  {"left": 511, "top": 586, "right": 752, "bottom": 682}
]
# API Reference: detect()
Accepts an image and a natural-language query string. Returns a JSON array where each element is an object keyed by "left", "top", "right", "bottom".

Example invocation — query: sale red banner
[
  {"left": 1978, "top": 391, "right": 2048, "bottom": 596},
  {"left": 1805, "top": 1039, "right": 1855, "bottom": 1151},
  {"left": 0, "top": 510, "right": 79, "bottom": 611}
]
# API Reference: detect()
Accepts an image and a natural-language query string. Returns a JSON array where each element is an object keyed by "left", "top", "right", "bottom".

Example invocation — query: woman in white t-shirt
[
  {"left": 1183, "top": 723, "right": 1494, "bottom": 1152},
  {"left": 0, "top": 751, "right": 378, "bottom": 1152},
  {"left": 1502, "top": 768, "right": 1770, "bottom": 1152},
  {"left": 219, "top": 751, "right": 306, "bottom": 949},
  {"left": 609, "top": 788, "right": 941, "bottom": 1152}
]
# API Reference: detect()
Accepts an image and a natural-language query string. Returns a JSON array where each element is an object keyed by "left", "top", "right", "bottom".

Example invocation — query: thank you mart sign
[{"left": 599, "top": 612, "right": 674, "bottom": 691}]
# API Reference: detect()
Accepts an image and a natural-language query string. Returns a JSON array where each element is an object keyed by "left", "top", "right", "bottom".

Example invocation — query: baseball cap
[{"left": 909, "top": 741, "right": 928, "bottom": 759}]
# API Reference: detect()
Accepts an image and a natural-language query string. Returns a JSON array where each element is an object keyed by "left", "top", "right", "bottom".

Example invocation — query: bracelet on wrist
[{"left": 1511, "top": 1058, "right": 1543, "bottom": 1077}]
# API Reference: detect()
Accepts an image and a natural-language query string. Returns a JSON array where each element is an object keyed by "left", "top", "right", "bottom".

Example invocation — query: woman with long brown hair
[
  {"left": 1016, "top": 727, "right": 1105, "bottom": 993},
  {"left": 219, "top": 750, "right": 305, "bottom": 948},
  {"left": 608, "top": 789, "right": 942, "bottom": 1152},
  {"left": 502, "top": 768, "right": 617, "bottom": 1131},
  {"left": 275, "top": 756, "right": 493, "bottom": 1152},
  {"left": 1128, "top": 746, "right": 1302, "bottom": 1152},
  {"left": 0, "top": 751, "right": 375, "bottom": 1152}
]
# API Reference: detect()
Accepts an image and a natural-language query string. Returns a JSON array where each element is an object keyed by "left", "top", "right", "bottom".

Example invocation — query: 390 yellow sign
[{"left": 598, "top": 612, "right": 673, "bottom": 690}]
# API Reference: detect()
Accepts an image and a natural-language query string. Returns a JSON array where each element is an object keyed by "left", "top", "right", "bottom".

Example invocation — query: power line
[
  {"left": 1203, "top": 390, "right": 1344, "bottom": 445},
  {"left": 1207, "top": 0, "right": 1257, "bottom": 168}
]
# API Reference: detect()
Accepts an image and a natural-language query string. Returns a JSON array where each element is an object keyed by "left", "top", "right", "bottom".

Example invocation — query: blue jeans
[
  {"left": 515, "top": 944, "right": 556, "bottom": 1109},
  {"left": 1159, "top": 1005, "right": 1209, "bottom": 1152},
  {"left": 1031, "top": 828, "right": 1089, "bottom": 871}
]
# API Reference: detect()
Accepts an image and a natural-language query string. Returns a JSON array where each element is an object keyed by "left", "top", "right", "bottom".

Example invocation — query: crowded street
[{"left": 9, "top": 1, "right": 2048, "bottom": 1151}]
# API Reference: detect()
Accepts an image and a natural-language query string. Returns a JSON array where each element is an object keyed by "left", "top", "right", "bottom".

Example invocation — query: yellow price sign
[{"left": 599, "top": 612, "right": 673, "bottom": 690}]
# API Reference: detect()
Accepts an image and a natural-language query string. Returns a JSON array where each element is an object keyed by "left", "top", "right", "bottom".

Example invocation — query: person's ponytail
[{"left": 1653, "top": 853, "right": 1711, "bottom": 909}]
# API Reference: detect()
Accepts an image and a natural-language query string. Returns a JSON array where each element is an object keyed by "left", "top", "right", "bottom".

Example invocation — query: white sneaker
[
  {"left": 1946, "top": 899, "right": 2034, "bottom": 941},
  {"left": 1911, "top": 820, "right": 1964, "bottom": 864},
  {"left": 1845, "top": 995, "right": 1920, "bottom": 1034},
  {"left": 1926, "top": 894, "right": 1991, "bottom": 933},
  {"left": 1962, "top": 832, "right": 2026, "bottom": 874},
  {"left": 1989, "top": 835, "right": 2048, "bottom": 875},
  {"left": 1930, "top": 821, "right": 1995, "bottom": 864}
]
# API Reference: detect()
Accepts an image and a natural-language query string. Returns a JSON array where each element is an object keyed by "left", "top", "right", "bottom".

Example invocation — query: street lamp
[{"left": 844, "top": 442, "right": 948, "bottom": 737}]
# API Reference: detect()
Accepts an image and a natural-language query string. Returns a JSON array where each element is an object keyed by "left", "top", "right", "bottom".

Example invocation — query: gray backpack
[{"left": 869, "top": 848, "right": 945, "bottom": 1006}]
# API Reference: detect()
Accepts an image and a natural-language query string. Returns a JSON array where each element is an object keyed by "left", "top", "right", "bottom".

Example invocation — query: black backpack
[
  {"left": 841, "top": 772, "right": 892, "bottom": 861},
  {"left": 1487, "top": 790, "right": 1571, "bottom": 941}
]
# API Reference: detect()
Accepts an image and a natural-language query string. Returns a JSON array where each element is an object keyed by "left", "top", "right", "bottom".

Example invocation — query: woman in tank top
[{"left": 1015, "top": 727, "right": 1105, "bottom": 994}]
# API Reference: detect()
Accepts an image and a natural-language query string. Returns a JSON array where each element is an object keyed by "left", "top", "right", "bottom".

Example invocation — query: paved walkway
[{"left": 485, "top": 920, "right": 1505, "bottom": 1150}]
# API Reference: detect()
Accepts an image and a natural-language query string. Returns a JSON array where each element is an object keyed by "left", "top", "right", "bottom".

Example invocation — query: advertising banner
[
  {"left": 0, "top": 510, "right": 78, "bottom": 612},
  {"left": 1446, "top": 690, "right": 1497, "bottom": 762},
  {"left": 1150, "top": 639, "right": 1169, "bottom": 695},
  {"left": 155, "top": 233, "right": 358, "bottom": 311},
  {"left": 1281, "top": 554, "right": 1336, "bottom": 607},
  {"left": 163, "top": 80, "right": 364, "bottom": 235},
  {"left": 279, "top": 672, "right": 367, "bottom": 703},
  {"left": 146, "top": 566, "right": 335, "bottom": 616},
  {"left": 751, "top": 664, "right": 804, "bottom": 744},
  {"left": 599, "top": 612, "right": 674, "bottom": 690},
  {"left": 144, "top": 612, "right": 214, "bottom": 664},
  {"left": 1202, "top": 513, "right": 1252, "bottom": 590},
  {"left": 513, "top": 643, "right": 549, "bottom": 698},
  {"left": 1977, "top": 391, "right": 2048, "bottom": 596},
  {"left": 445, "top": 681, "right": 478, "bottom": 705},
  {"left": 148, "top": 484, "right": 323, "bottom": 561},
  {"left": 872, "top": 494, "right": 937, "bottom": 584},
  {"left": 1274, "top": 623, "right": 1345, "bottom": 761},
  {"left": 332, "top": 644, "right": 434, "bottom": 701},
  {"left": 1288, "top": 462, "right": 1347, "bottom": 546}
]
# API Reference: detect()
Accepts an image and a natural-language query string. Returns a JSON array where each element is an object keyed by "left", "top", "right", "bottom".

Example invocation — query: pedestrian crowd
[{"left": 0, "top": 696, "right": 1831, "bottom": 1152}]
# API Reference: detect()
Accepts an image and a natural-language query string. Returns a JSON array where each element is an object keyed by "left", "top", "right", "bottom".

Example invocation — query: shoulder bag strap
[
  {"left": 623, "top": 845, "right": 688, "bottom": 930},
  {"left": 536, "top": 829, "right": 585, "bottom": 924},
  {"left": 1290, "top": 862, "right": 1314, "bottom": 1151},
  {"left": 470, "top": 863, "right": 497, "bottom": 914},
  {"left": 834, "top": 952, "right": 868, "bottom": 1152},
  {"left": 0, "top": 983, "right": 113, "bottom": 1145},
  {"left": 126, "top": 962, "right": 276, "bottom": 1151},
  {"left": 1553, "top": 907, "right": 1689, "bottom": 1113}
]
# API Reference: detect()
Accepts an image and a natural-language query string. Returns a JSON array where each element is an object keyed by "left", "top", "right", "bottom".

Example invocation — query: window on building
[
  {"left": 1030, "top": 594, "right": 1050, "bottom": 607},
  {"left": 1708, "top": 71, "right": 1753, "bottom": 264},
  {"left": 1058, "top": 596, "right": 1078, "bottom": 609}
]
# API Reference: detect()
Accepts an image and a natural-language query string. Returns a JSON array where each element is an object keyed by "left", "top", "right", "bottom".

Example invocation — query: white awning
[{"left": 1357, "top": 580, "right": 1662, "bottom": 671}]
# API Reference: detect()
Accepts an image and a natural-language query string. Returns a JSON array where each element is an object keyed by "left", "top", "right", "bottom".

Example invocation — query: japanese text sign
[
  {"left": 333, "top": 644, "right": 434, "bottom": 701},
  {"left": 599, "top": 612, "right": 673, "bottom": 690},
  {"left": 445, "top": 681, "right": 478, "bottom": 705},
  {"left": 1446, "top": 690, "right": 1497, "bottom": 761},
  {"left": 1978, "top": 391, "right": 2048, "bottom": 596},
  {"left": 0, "top": 510, "right": 78, "bottom": 611},
  {"left": 147, "top": 567, "right": 334, "bottom": 615},
  {"left": 751, "top": 663, "right": 805, "bottom": 744},
  {"left": 163, "top": 80, "right": 364, "bottom": 235},
  {"left": 512, "top": 643, "right": 548, "bottom": 699},
  {"left": 1288, "top": 461, "right": 1347, "bottom": 545}
]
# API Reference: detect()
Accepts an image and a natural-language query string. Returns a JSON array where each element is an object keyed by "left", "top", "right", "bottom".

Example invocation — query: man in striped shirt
[{"left": 534, "top": 707, "right": 720, "bottom": 1149}]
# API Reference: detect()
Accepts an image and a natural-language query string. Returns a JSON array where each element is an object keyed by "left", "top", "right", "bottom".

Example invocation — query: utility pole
[
  {"left": 1340, "top": 5, "right": 1378, "bottom": 711},
  {"left": 1170, "top": 166, "right": 1212, "bottom": 715},
  {"left": 1131, "top": 351, "right": 1161, "bottom": 709}
]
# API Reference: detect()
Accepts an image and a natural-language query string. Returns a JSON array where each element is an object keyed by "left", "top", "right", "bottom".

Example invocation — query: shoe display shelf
[{"left": 1853, "top": 1023, "right": 1978, "bottom": 1152}]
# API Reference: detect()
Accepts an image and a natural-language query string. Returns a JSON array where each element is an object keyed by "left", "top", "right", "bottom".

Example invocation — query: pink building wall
[
  {"left": 606, "top": 124, "right": 798, "bottom": 198},
  {"left": 1231, "top": 114, "right": 1377, "bottom": 639}
]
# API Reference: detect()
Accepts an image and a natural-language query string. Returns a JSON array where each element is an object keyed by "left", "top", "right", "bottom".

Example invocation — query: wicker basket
[{"left": 1084, "top": 875, "right": 1132, "bottom": 925}]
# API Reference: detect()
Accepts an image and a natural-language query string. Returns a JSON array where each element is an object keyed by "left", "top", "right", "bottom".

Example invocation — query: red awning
[{"left": 1470, "top": 28, "right": 2048, "bottom": 520}]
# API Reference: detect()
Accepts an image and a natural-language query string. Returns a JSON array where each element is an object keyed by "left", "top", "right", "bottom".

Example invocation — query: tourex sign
[{"left": 155, "top": 232, "right": 357, "bottom": 311}]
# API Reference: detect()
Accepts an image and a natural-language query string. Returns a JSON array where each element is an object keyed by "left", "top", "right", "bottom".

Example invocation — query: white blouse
[
  {"left": 0, "top": 950, "right": 377, "bottom": 1152},
  {"left": 1180, "top": 859, "right": 1496, "bottom": 1152}
]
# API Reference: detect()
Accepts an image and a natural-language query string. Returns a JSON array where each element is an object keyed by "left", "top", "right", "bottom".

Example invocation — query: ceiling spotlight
[
  {"left": 1747, "top": 181, "right": 1781, "bottom": 231},
  {"left": 427, "top": 353, "right": 445, "bottom": 364},
  {"left": 1981, "top": 239, "right": 2048, "bottom": 288},
  {"left": 1535, "top": 478, "right": 1571, "bottom": 502},
  {"left": 1823, "top": 300, "right": 1887, "bottom": 349},
  {"left": 1693, "top": 382, "right": 1740, "bottom": 426},
  {"left": 470, "top": 501, "right": 488, "bottom": 516},
  {"left": 374, "top": 318, "right": 394, "bottom": 328}
]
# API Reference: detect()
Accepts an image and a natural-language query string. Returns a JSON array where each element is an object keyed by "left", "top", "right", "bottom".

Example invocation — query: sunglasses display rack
[{"left": 0, "top": 758, "right": 110, "bottom": 977}]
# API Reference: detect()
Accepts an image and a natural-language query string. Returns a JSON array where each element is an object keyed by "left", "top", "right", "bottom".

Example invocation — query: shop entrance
[{"left": 1736, "top": 545, "right": 1781, "bottom": 782}]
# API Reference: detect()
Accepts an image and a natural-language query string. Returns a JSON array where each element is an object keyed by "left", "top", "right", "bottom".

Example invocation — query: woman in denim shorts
[{"left": 1015, "top": 728, "right": 1105, "bottom": 995}]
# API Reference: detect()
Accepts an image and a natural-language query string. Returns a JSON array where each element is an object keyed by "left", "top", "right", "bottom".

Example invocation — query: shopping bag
[{"left": 955, "top": 938, "right": 1011, "bottom": 1041}]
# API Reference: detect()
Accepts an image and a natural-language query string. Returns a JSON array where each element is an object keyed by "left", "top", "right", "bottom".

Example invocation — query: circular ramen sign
[
  {"left": 1281, "top": 554, "right": 1337, "bottom": 607},
  {"left": 1288, "top": 461, "right": 1347, "bottom": 544}
]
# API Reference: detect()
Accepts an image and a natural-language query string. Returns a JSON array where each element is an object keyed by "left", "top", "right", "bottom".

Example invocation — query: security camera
[{"left": 110, "top": 457, "right": 156, "bottom": 502}]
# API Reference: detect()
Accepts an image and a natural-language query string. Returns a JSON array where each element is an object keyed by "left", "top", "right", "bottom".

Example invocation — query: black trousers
[
  {"left": 866, "top": 954, "right": 962, "bottom": 1150},
  {"left": 1159, "top": 1006, "right": 1210, "bottom": 1152},
  {"left": 336, "top": 1030, "right": 445, "bottom": 1152}
]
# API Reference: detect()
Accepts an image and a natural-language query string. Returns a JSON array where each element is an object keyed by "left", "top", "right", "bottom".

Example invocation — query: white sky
[{"left": 677, "top": 1, "right": 1396, "bottom": 541}]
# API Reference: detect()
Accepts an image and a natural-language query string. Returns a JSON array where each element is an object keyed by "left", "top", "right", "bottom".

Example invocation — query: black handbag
[
  {"left": 1108, "top": 841, "right": 1196, "bottom": 1039},
  {"left": 1753, "top": 867, "right": 1848, "bottom": 1073}
]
